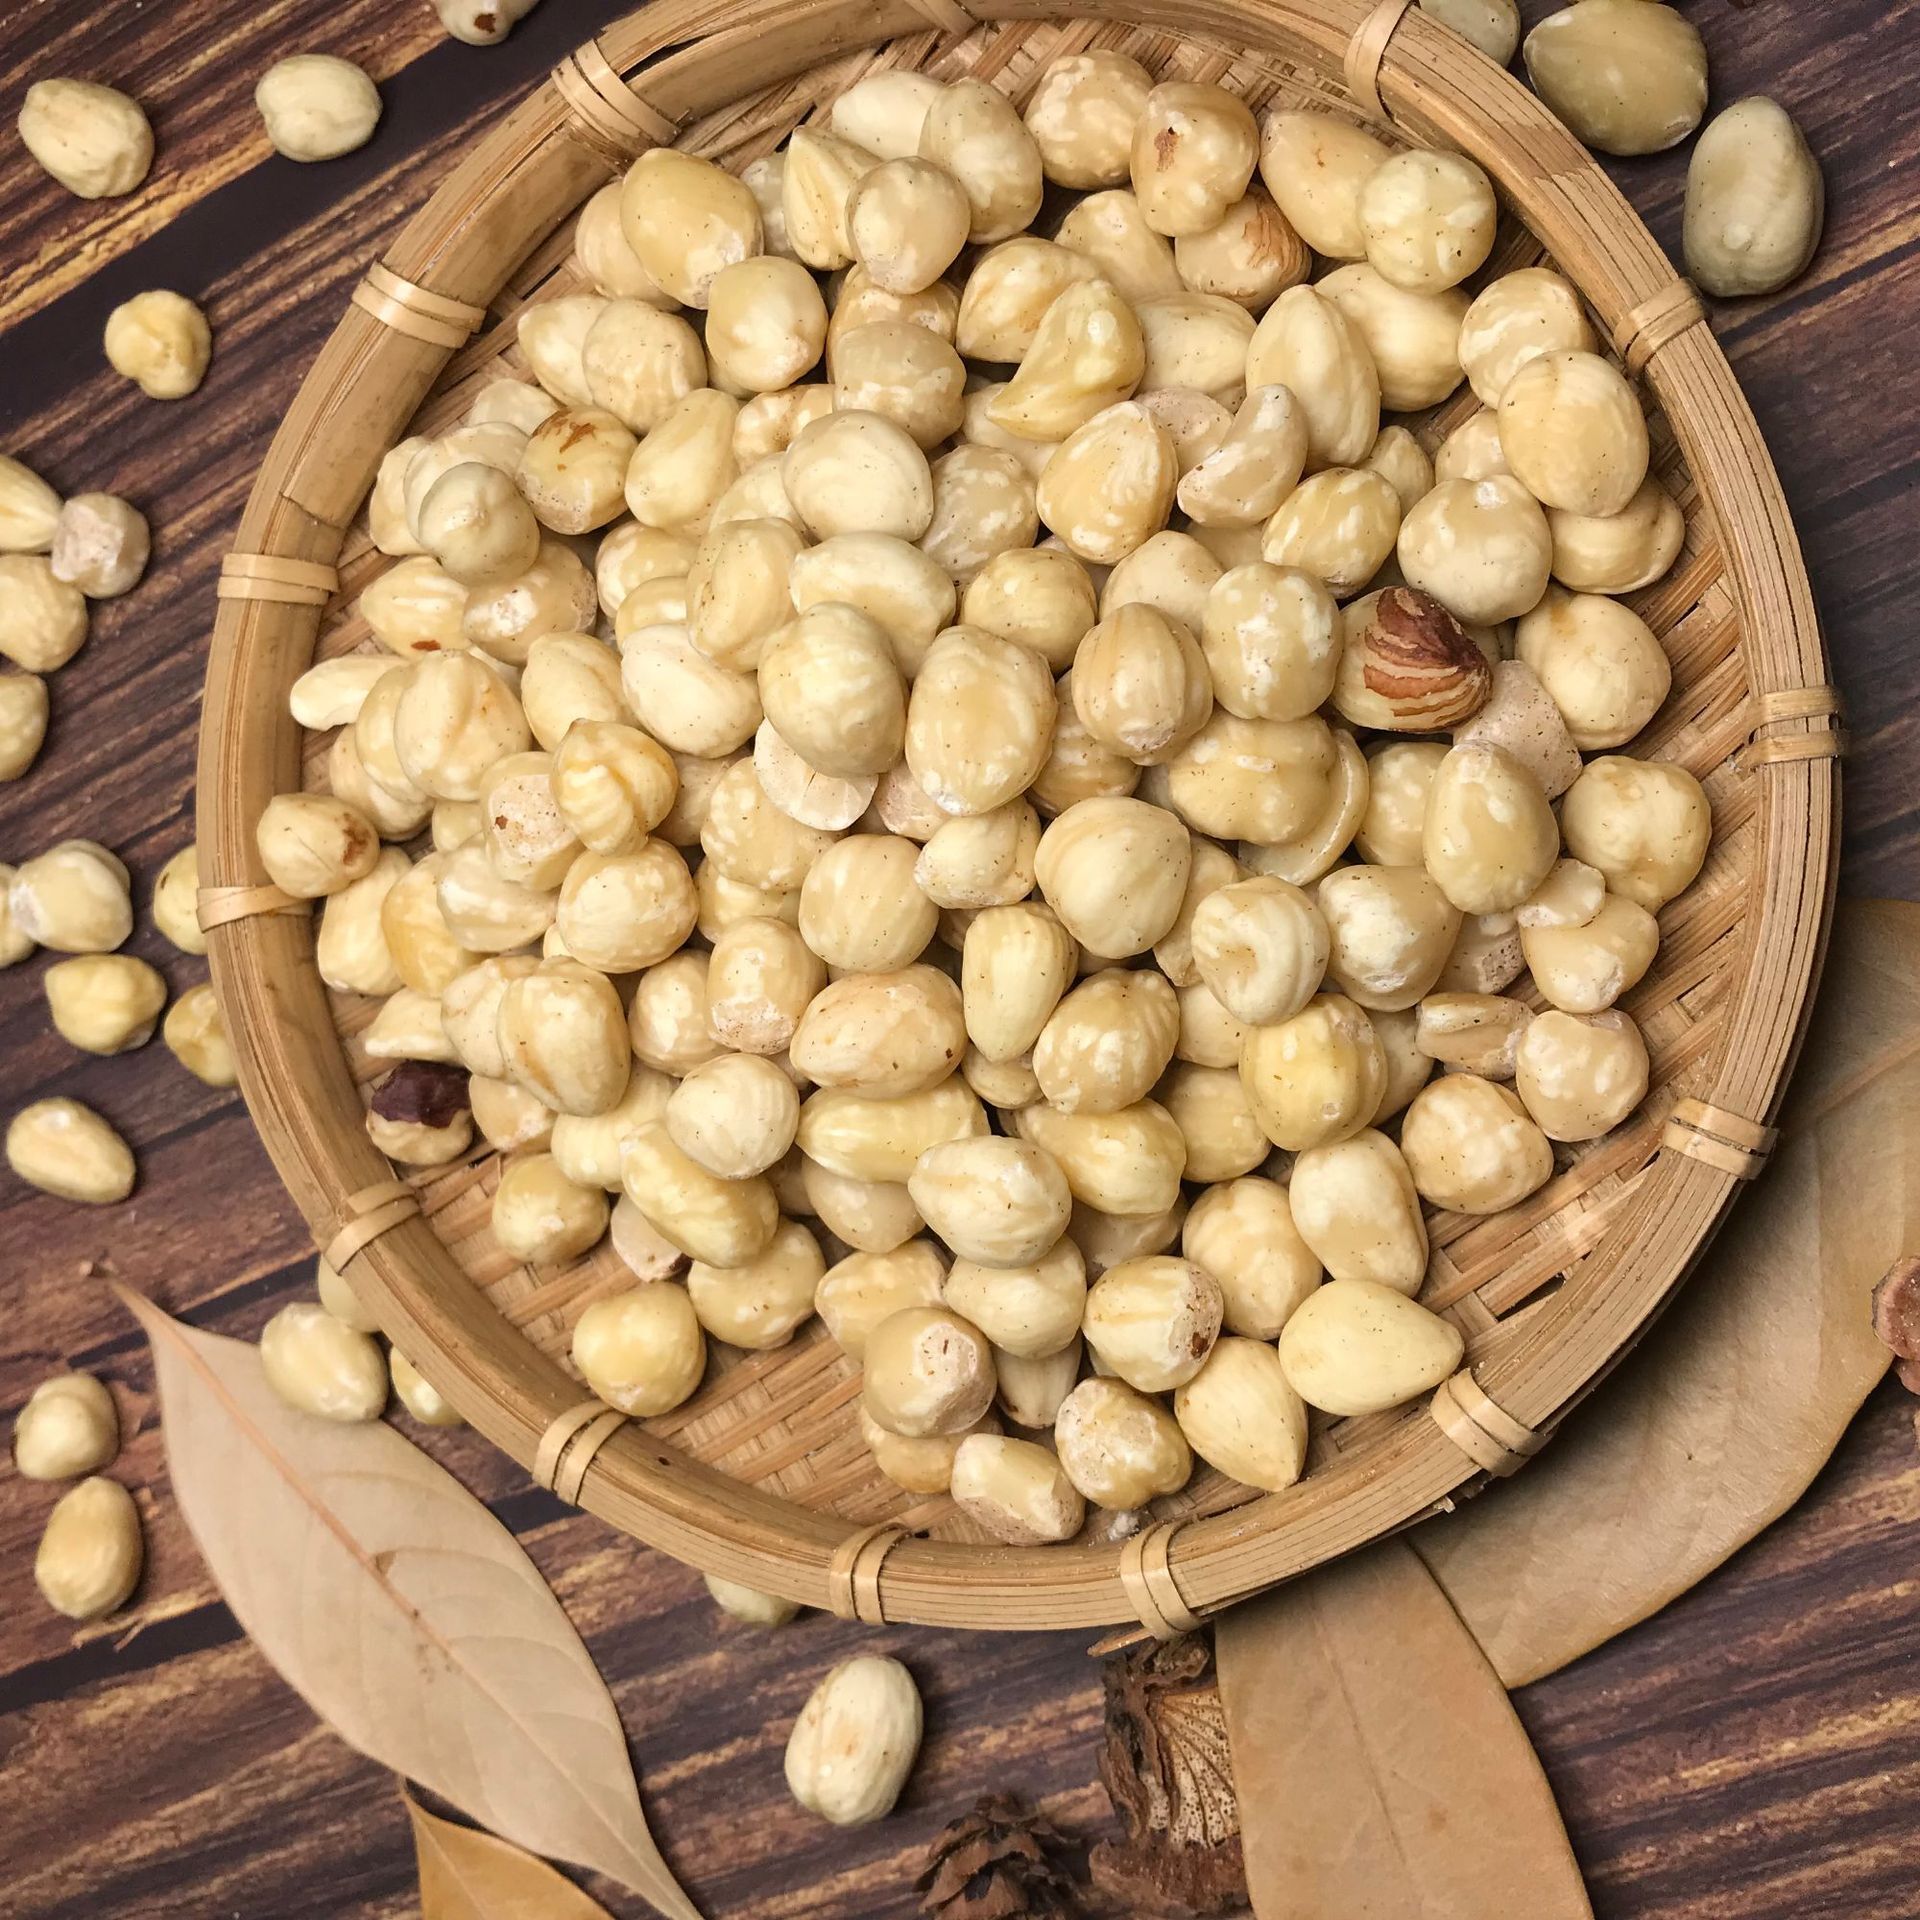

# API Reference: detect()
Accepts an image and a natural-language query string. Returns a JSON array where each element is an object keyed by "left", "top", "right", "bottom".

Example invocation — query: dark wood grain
[{"left": 2, "top": 1, "right": 1918, "bottom": 1915}]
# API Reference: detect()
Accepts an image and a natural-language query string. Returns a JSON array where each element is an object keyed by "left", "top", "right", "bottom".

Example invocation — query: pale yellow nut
[
  {"left": 261, "top": 1303, "right": 387, "bottom": 1422},
  {"left": 619, "top": 148, "right": 762, "bottom": 308},
  {"left": 818, "top": 1241, "right": 948, "bottom": 1356},
  {"left": 789, "top": 532, "right": 955, "bottom": 679},
  {"left": 1082, "top": 1254, "right": 1221, "bottom": 1392},
  {"left": 290, "top": 653, "right": 394, "bottom": 731},
  {"left": 1129, "top": 81, "right": 1258, "bottom": 238},
  {"left": 1023, "top": 50, "right": 1151, "bottom": 189},
  {"left": 1239, "top": 991, "right": 1385, "bottom": 1153},
  {"left": 918, "top": 78, "right": 1043, "bottom": 242},
  {"left": 370, "top": 435, "right": 431, "bottom": 555},
  {"left": 44, "top": 954, "right": 165, "bottom": 1055},
  {"left": 1515, "top": 587, "right": 1673, "bottom": 751},
  {"left": 462, "top": 542, "right": 597, "bottom": 669},
  {"left": 1290, "top": 1128, "right": 1430, "bottom": 1294},
  {"left": 620, "top": 1120, "right": 778, "bottom": 1269},
  {"left": 1256, "top": 111, "right": 1390, "bottom": 260},
  {"left": 791, "top": 966, "right": 964, "bottom": 1099},
  {"left": 1355, "top": 741, "right": 1447, "bottom": 866},
  {"left": 578, "top": 300, "right": 704, "bottom": 433},
  {"left": 20, "top": 79, "right": 151, "bottom": 197},
  {"left": 846, "top": 157, "right": 970, "bottom": 295},
  {"left": 1029, "top": 673, "right": 1142, "bottom": 817},
  {"left": 1376, "top": 1004, "right": 1442, "bottom": 1126},
  {"left": 517, "top": 294, "right": 606, "bottom": 409},
  {"left": 1071, "top": 603, "right": 1212, "bottom": 766},
  {"left": 255, "top": 55, "right": 381, "bottom": 162},
  {"left": 1458, "top": 266, "right": 1599, "bottom": 407},
  {"left": 955, "top": 237, "right": 1096, "bottom": 364},
  {"left": 362, "top": 988, "right": 456, "bottom": 1067},
  {"left": 620, "top": 624, "right": 760, "bottom": 757},
  {"left": 782, "top": 408, "right": 932, "bottom": 542},
  {"left": 704, "top": 257, "right": 829, "bottom": 396},
  {"left": 375, "top": 853, "right": 475, "bottom": 994},
  {"left": 1185, "top": 1175, "right": 1321, "bottom": 1338},
  {"left": 49, "top": 493, "right": 148, "bottom": 599},
  {"left": 1175, "top": 189, "right": 1310, "bottom": 311},
  {"left": 994, "top": 1338, "right": 1084, "bottom": 1429},
  {"left": 1015, "top": 1101, "right": 1187, "bottom": 1219},
  {"left": 1032, "top": 968, "right": 1178, "bottom": 1116},
  {"left": 1414, "top": 991, "right": 1532, "bottom": 1079},
  {"left": 497, "top": 958, "right": 629, "bottom": 1116},
  {"left": 1179, "top": 385, "right": 1310, "bottom": 530},
  {"left": 473, "top": 750, "right": 575, "bottom": 890},
  {"left": 908, "top": 1136, "right": 1071, "bottom": 1271},
  {"left": 9, "top": 840, "right": 132, "bottom": 952},
  {"left": 389, "top": 1349, "right": 462, "bottom": 1428},
  {"left": 626, "top": 949, "right": 719, "bottom": 1077},
  {"left": 1559, "top": 755, "right": 1711, "bottom": 912},
  {"left": 516, "top": 409, "right": 636, "bottom": 537},
  {"left": 1421, "top": 741, "right": 1561, "bottom": 917},
  {"left": 474, "top": 1075, "right": 553, "bottom": 1151},
  {"left": 314, "top": 849, "right": 407, "bottom": 999},
  {"left": 1070, "top": 1194, "right": 1189, "bottom": 1277},
  {"left": 990, "top": 279, "right": 1145, "bottom": 445},
  {"left": 6, "top": 1098, "right": 133, "bottom": 1203},
  {"left": 960, "top": 901, "right": 1077, "bottom": 1064},
  {"left": 1360, "top": 147, "right": 1498, "bottom": 294},
  {"left": 1035, "top": 400, "right": 1177, "bottom": 565},
  {"left": 904, "top": 625, "right": 1056, "bottom": 818},
  {"left": 1515, "top": 1007, "right": 1651, "bottom": 1143},
  {"left": 491, "top": 1153, "right": 608, "bottom": 1266},
  {"left": 688, "top": 1218, "right": 824, "bottom": 1351},
  {"left": 797, "top": 833, "right": 938, "bottom": 973},
  {"left": 1523, "top": 0, "right": 1707, "bottom": 157},
  {"left": 573, "top": 1282, "right": 707, "bottom": 1415},
  {"left": 1517, "top": 857, "right": 1607, "bottom": 933},
  {"left": 800, "top": 1157, "right": 920, "bottom": 1255},
  {"left": 0, "top": 554, "right": 87, "bottom": 672},
  {"left": 1198, "top": 560, "right": 1340, "bottom": 722},
  {"left": 1135, "top": 292, "right": 1256, "bottom": 404},
  {"left": 0, "top": 673, "right": 50, "bottom": 782},
  {"left": 950, "top": 1433, "right": 1085, "bottom": 1544},
  {"left": 920, "top": 446, "right": 1038, "bottom": 586},
  {"left": 863, "top": 1305, "right": 997, "bottom": 1438},
  {"left": 1278, "top": 1277, "right": 1463, "bottom": 1416},
  {"left": 1419, "top": 0, "right": 1520, "bottom": 61},
  {"left": 1053, "top": 1376, "right": 1190, "bottom": 1509},
  {"left": 1435, "top": 909, "right": 1527, "bottom": 997},
  {"left": 1244, "top": 286, "right": 1379, "bottom": 470},
  {"left": 551, "top": 721, "right": 678, "bottom": 856},
  {"left": 1435, "top": 411, "right": 1510, "bottom": 487},
  {"left": 596, "top": 523, "right": 696, "bottom": 620},
  {"left": 358, "top": 554, "right": 469, "bottom": 657},
  {"left": 831, "top": 69, "right": 945, "bottom": 161},
  {"left": 1397, "top": 477, "right": 1554, "bottom": 627},
  {"left": 1160, "top": 1062, "right": 1267, "bottom": 1183},
  {"left": 1189, "top": 875, "right": 1327, "bottom": 1027},
  {"left": 35, "top": 1478, "right": 142, "bottom": 1621},
  {"left": 0, "top": 455, "right": 62, "bottom": 553},
  {"left": 316, "top": 1253, "right": 378, "bottom": 1335},
  {"left": 1318, "top": 864, "right": 1462, "bottom": 1012},
  {"left": 706, "top": 915, "right": 825, "bottom": 1056},
  {"left": 797, "top": 1076, "right": 987, "bottom": 1186},
  {"left": 829, "top": 262, "right": 959, "bottom": 352},
  {"left": 742, "top": 152, "right": 793, "bottom": 259},
  {"left": 548, "top": 1067, "right": 672, "bottom": 1191},
  {"left": 1099, "top": 526, "right": 1217, "bottom": 633},
  {"left": 1401, "top": 1073, "right": 1555, "bottom": 1216},
  {"left": 1034, "top": 796, "right": 1191, "bottom": 959},
  {"left": 1497, "top": 350, "right": 1649, "bottom": 518},
  {"left": 1176, "top": 978, "right": 1248, "bottom": 1070},
  {"left": 1317, "top": 263, "right": 1469, "bottom": 413},
  {"left": 574, "top": 180, "right": 670, "bottom": 302},
  {"left": 1151, "top": 837, "right": 1243, "bottom": 989},
  {"left": 1055, "top": 188, "right": 1183, "bottom": 302},
  {"left": 1174, "top": 1336, "right": 1309, "bottom": 1492},
  {"left": 13, "top": 1373, "right": 119, "bottom": 1480},
  {"left": 1522, "top": 891, "right": 1660, "bottom": 1015},
  {"left": 1261, "top": 466, "right": 1403, "bottom": 598},
  {"left": 518, "top": 634, "right": 627, "bottom": 755},
  {"left": 785, "top": 1656, "right": 923, "bottom": 1826},
  {"left": 392, "top": 650, "right": 532, "bottom": 800},
  {"left": 914, "top": 799, "right": 1039, "bottom": 911},
  {"left": 942, "top": 1234, "right": 1085, "bottom": 1359},
  {"left": 1548, "top": 477, "right": 1686, "bottom": 597},
  {"left": 1685, "top": 97, "right": 1824, "bottom": 298},
  {"left": 705, "top": 1574, "right": 801, "bottom": 1626},
  {"left": 758, "top": 603, "right": 906, "bottom": 780},
  {"left": 696, "top": 854, "right": 800, "bottom": 938},
  {"left": 434, "top": 840, "right": 557, "bottom": 952},
  {"left": 699, "top": 757, "right": 837, "bottom": 893},
  {"left": 684, "top": 519, "right": 805, "bottom": 674},
  {"left": 104, "top": 288, "right": 211, "bottom": 400},
  {"left": 1164, "top": 710, "right": 1338, "bottom": 846},
  {"left": 783, "top": 126, "right": 876, "bottom": 271},
  {"left": 554, "top": 843, "right": 696, "bottom": 973}
]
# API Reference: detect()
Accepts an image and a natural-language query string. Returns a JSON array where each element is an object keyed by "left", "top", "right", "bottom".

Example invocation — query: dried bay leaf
[
  {"left": 1416, "top": 900, "right": 1920, "bottom": 1686},
  {"left": 1215, "top": 1540, "right": 1591, "bottom": 1920},
  {"left": 406, "top": 1788, "right": 617, "bottom": 1920},
  {"left": 115, "top": 1288, "right": 700, "bottom": 1920}
]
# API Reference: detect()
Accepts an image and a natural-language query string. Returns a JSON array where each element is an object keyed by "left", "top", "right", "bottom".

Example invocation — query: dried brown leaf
[
  {"left": 116, "top": 1288, "right": 699, "bottom": 1920},
  {"left": 407, "top": 1789, "right": 618, "bottom": 1920},
  {"left": 1416, "top": 900, "right": 1920, "bottom": 1686},
  {"left": 1215, "top": 1540, "right": 1591, "bottom": 1920}
]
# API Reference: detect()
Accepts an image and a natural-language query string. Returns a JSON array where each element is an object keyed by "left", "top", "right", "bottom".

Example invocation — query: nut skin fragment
[{"left": 1335, "top": 587, "right": 1492, "bottom": 732}]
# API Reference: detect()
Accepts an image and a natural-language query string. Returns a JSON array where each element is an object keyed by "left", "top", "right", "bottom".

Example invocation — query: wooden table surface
[{"left": 3, "top": 2, "right": 1918, "bottom": 1915}]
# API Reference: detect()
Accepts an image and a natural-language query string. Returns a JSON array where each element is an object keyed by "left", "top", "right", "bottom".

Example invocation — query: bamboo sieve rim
[
  {"left": 197, "top": 883, "right": 304, "bottom": 931},
  {"left": 217, "top": 552, "right": 339, "bottom": 606},
  {"left": 828, "top": 1522, "right": 912, "bottom": 1622},
  {"left": 535, "top": 1401, "right": 632, "bottom": 1504},
  {"left": 323, "top": 1179, "right": 425, "bottom": 1270},
  {"left": 1344, "top": 0, "right": 1417, "bottom": 125},
  {"left": 1612, "top": 279, "right": 1708, "bottom": 378},
  {"left": 1661, "top": 1097, "right": 1779, "bottom": 1181},
  {"left": 1120, "top": 1522, "right": 1203, "bottom": 1639},
  {"left": 553, "top": 37, "right": 680, "bottom": 158},
  {"left": 1429, "top": 1368, "right": 1545, "bottom": 1479},
  {"left": 1737, "top": 684, "right": 1846, "bottom": 771},
  {"left": 352, "top": 264, "right": 490, "bottom": 349}
]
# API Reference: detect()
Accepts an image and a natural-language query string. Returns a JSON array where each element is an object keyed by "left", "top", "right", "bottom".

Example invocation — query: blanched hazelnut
[
  {"left": 515, "top": 409, "right": 636, "bottom": 537},
  {"left": 1036, "top": 400, "right": 1178, "bottom": 565},
  {"left": 961, "top": 902, "right": 1077, "bottom": 1064},
  {"left": 35, "top": 1477, "right": 142, "bottom": 1621},
  {"left": 905, "top": 626, "right": 1055, "bottom": 817},
  {"left": 785, "top": 1657, "right": 923, "bottom": 1827},
  {"left": 1685, "top": 97, "right": 1824, "bottom": 298},
  {"left": 1175, "top": 190, "right": 1310, "bottom": 311},
  {"left": 1402, "top": 1074, "right": 1555, "bottom": 1215},
  {"left": 261, "top": 1302, "right": 388, "bottom": 1421},
  {"left": 1198, "top": 560, "right": 1340, "bottom": 722},
  {"left": 781, "top": 408, "right": 931, "bottom": 542},
  {"left": 620, "top": 149, "right": 761, "bottom": 308},
  {"left": 1515, "top": 1007, "right": 1650, "bottom": 1141},
  {"left": 1317, "top": 864, "right": 1461, "bottom": 1011},
  {"left": 1415, "top": 991, "right": 1531, "bottom": 1078},
  {"left": 0, "top": 455, "right": 61, "bottom": 553},
  {"left": 864, "top": 1305, "right": 997, "bottom": 1437},
  {"left": 995, "top": 1339, "right": 1084, "bottom": 1429},
  {"left": 942, "top": 1235, "right": 1085, "bottom": 1358},
  {"left": 1183, "top": 1175, "right": 1321, "bottom": 1338},
  {"left": 1025, "top": 51, "right": 1153, "bottom": 188},
  {"left": 1421, "top": 742, "right": 1560, "bottom": 915},
  {"left": 552, "top": 721, "right": 679, "bottom": 854},
  {"left": 22, "top": 78, "right": 152, "bottom": 193},
  {"left": 1515, "top": 587, "right": 1672, "bottom": 749},
  {"left": 950, "top": 1432, "right": 1085, "bottom": 1544},
  {"left": 623, "top": 389, "right": 741, "bottom": 532},
  {"left": 1435, "top": 411, "right": 1511, "bottom": 486},
  {"left": 783, "top": 128, "right": 876, "bottom": 272},
  {"left": 1034, "top": 797, "right": 1191, "bottom": 958},
  {"left": 14, "top": 1373, "right": 119, "bottom": 1481},
  {"left": 704, "top": 1572, "right": 801, "bottom": 1626},
  {"left": 1523, "top": 0, "right": 1707, "bottom": 157},
  {"left": 990, "top": 279, "right": 1144, "bottom": 445},
  {"left": 1360, "top": 147, "right": 1498, "bottom": 293},
  {"left": 1356, "top": 740, "right": 1446, "bottom": 868},
  {"left": 103, "top": 289, "right": 212, "bottom": 400},
  {"left": 1318, "top": 264, "right": 1469, "bottom": 413},
  {"left": 1288, "top": 1128, "right": 1428, "bottom": 1292},
  {"left": 1072, "top": 604, "right": 1211, "bottom": 766},
  {"left": 622, "top": 952, "right": 715, "bottom": 1079},
  {"left": 316, "top": 1255, "right": 378, "bottom": 1336},
  {"left": 919, "top": 79, "right": 1043, "bottom": 243},
  {"left": 1419, "top": 0, "right": 1520, "bottom": 60},
  {"left": 1257, "top": 111, "right": 1390, "bottom": 260},
  {"left": 597, "top": 523, "right": 695, "bottom": 621},
  {"left": 256, "top": 54, "right": 381, "bottom": 160},
  {"left": 829, "top": 320, "right": 968, "bottom": 456},
  {"left": 1134, "top": 291, "right": 1255, "bottom": 403},
  {"left": 0, "top": 555, "right": 87, "bottom": 671},
  {"left": 688, "top": 1218, "right": 824, "bottom": 1350},
  {"left": 573, "top": 1282, "right": 707, "bottom": 1415},
  {"left": 1261, "top": 467, "right": 1403, "bottom": 597},
  {"left": 1033, "top": 969, "right": 1179, "bottom": 1115},
  {"left": 1244, "top": 286, "right": 1380, "bottom": 470},
  {"left": 573, "top": 181, "right": 668, "bottom": 303},
  {"left": 704, "top": 914, "right": 825, "bottom": 1057},
  {"left": 433, "top": 841, "right": 557, "bottom": 953},
  {"left": 517, "top": 634, "right": 626, "bottom": 753},
  {"left": 1082, "top": 1254, "right": 1221, "bottom": 1392},
  {"left": 389, "top": 1349, "right": 462, "bottom": 1428},
  {"left": 1030, "top": 674, "right": 1141, "bottom": 817},
  {"left": 11, "top": 841, "right": 131, "bottom": 952},
  {"left": 1164, "top": 709, "right": 1336, "bottom": 845},
  {"left": 1522, "top": 891, "right": 1660, "bottom": 1013},
  {"left": 702, "top": 257, "right": 828, "bottom": 398},
  {"left": 1559, "top": 755, "right": 1711, "bottom": 911},
  {"left": 846, "top": 158, "right": 970, "bottom": 295},
  {"left": 1518, "top": 856, "right": 1607, "bottom": 931},
  {"left": 662, "top": 1053, "right": 800, "bottom": 1181},
  {"left": 789, "top": 534, "right": 954, "bottom": 679},
  {"left": 49, "top": 493, "right": 148, "bottom": 599},
  {"left": 1054, "top": 1376, "right": 1191, "bottom": 1509},
  {"left": 1497, "top": 349, "right": 1649, "bottom": 517},
  {"left": 548, "top": 1066, "right": 672, "bottom": 1191},
  {"left": 314, "top": 848, "right": 405, "bottom": 997},
  {"left": 378, "top": 854, "right": 478, "bottom": 994},
  {"left": 1174, "top": 1336, "right": 1309, "bottom": 1492},
  {"left": 805, "top": 1160, "right": 924, "bottom": 1255},
  {"left": 363, "top": 987, "right": 457, "bottom": 1067},
  {"left": 1101, "top": 531, "right": 1222, "bottom": 634},
  {"left": 1435, "top": 909, "right": 1527, "bottom": 996},
  {"left": 914, "top": 801, "right": 1039, "bottom": 909},
  {"left": 1070, "top": 1196, "right": 1189, "bottom": 1277},
  {"left": 7, "top": 1098, "right": 134, "bottom": 1203},
  {"left": 797, "top": 833, "right": 937, "bottom": 974},
  {"left": 497, "top": 958, "right": 629, "bottom": 1116},
  {"left": 1179, "top": 385, "right": 1309, "bottom": 530},
  {"left": 1458, "top": 266, "right": 1599, "bottom": 406},
  {"left": 518, "top": 295, "right": 608, "bottom": 409},
  {"left": 817, "top": 1241, "right": 949, "bottom": 1355},
  {"left": 492, "top": 1153, "right": 608, "bottom": 1266},
  {"left": 832, "top": 70, "right": 945, "bottom": 162},
  {"left": 1548, "top": 477, "right": 1686, "bottom": 595},
  {"left": 365, "top": 1061, "right": 472, "bottom": 1166},
  {"left": 1055, "top": 190, "right": 1184, "bottom": 303},
  {"left": 1160, "top": 1062, "right": 1267, "bottom": 1183},
  {"left": 1239, "top": 992, "right": 1385, "bottom": 1151},
  {"left": 620, "top": 625, "right": 760, "bottom": 757},
  {"left": 360, "top": 555, "right": 469, "bottom": 657},
  {"left": 44, "top": 954, "right": 165, "bottom": 1054},
  {"left": 1191, "top": 875, "right": 1328, "bottom": 1026},
  {"left": 829, "top": 263, "right": 959, "bottom": 351},
  {"left": 799, "top": 1076, "right": 987, "bottom": 1187},
  {"left": 1397, "top": 477, "right": 1553, "bottom": 626},
  {"left": 1279, "top": 1278, "right": 1464, "bottom": 1415},
  {"left": 622, "top": 1119, "right": 779, "bottom": 1268},
  {"left": 1014, "top": 1101, "right": 1187, "bottom": 1218}
]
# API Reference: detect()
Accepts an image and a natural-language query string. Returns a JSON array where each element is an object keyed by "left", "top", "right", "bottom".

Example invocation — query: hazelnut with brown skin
[{"left": 1333, "top": 588, "right": 1493, "bottom": 732}]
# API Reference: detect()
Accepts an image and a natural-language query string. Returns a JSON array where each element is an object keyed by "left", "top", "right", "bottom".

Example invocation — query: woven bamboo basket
[{"left": 199, "top": 0, "right": 1840, "bottom": 1633}]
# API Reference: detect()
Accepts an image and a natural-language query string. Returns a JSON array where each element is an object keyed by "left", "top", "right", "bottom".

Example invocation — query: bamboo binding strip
[{"left": 201, "top": 0, "right": 1837, "bottom": 1630}]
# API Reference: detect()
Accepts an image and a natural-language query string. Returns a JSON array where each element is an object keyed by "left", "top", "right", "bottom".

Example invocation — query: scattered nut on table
[
  {"left": 1685, "top": 97, "right": 1825, "bottom": 298},
  {"left": 432, "top": 0, "right": 543, "bottom": 45},
  {"left": 13, "top": 1373, "right": 119, "bottom": 1481},
  {"left": 0, "top": 674, "right": 50, "bottom": 782},
  {"left": 18, "top": 79, "right": 152, "bottom": 198},
  {"left": 44, "top": 953, "right": 168, "bottom": 1054},
  {"left": 785, "top": 1656, "right": 923, "bottom": 1825},
  {"left": 1522, "top": 0, "right": 1708, "bottom": 157},
  {"left": 104, "top": 291, "right": 213, "bottom": 400},
  {"left": 163, "top": 982, "right": 238, "bottom": 1086},
  {"left": 259, "top": 1302, "right": 389, "bottom": 1421},
  {"left": 6, "top": 1097, "right": 135, "bottom": 1204},
  {"left": 34, "top": 1477, "right": 143, "bottom": 1621},
  {"left": 255, "top": 54, "right": 383, "bottom": 162}
]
